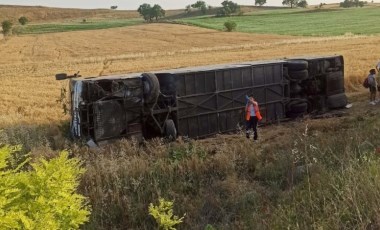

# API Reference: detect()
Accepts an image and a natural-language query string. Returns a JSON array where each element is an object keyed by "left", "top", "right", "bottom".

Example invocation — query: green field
[
  {"left": 10, "top": 6, "right": 380, "bottom": 36},
  {"left": 13, "top": 18, "right": 143, "bottom": 34},
  {"left": 177, "top": 7, "right": 380, "bottom": 36}
]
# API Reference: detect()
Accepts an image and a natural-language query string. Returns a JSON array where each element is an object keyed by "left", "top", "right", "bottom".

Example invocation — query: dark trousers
[{"left": 246, "top": 116, "right": 258, "bottom": 140}]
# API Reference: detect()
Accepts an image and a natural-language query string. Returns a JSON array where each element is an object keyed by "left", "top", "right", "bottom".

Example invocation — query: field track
[{"left": 0, "top": 23, "right": 379, "bottom": 128}]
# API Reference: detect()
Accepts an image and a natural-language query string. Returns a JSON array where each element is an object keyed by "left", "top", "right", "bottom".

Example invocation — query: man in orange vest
[{"left": 245, "top": 94, "right": 260, "bottom": 141}]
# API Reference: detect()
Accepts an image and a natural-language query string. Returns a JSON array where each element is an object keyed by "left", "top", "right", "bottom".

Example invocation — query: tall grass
[
  {"left": 178, "top": 7, "right": 380, "bottom": 36},
  {"left": 76, "top": 137, "right": 263, "bottom": 229},
  {"left": 76, "top": 105, "right": 380, "bottom": 229},
  {"left": 2, "top": 93, "right": 380, "bottom": 229},
  {"left": 270, "top": 117, "right": 380, "bottom": 229}
]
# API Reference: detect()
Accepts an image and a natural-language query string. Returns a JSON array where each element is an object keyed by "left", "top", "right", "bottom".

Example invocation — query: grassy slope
[
  {"left": 178, "top": 7, "right": 380, "bottom": 36},
  {"left": 4, "top": 92, "right": 380, "bottom": 229}
]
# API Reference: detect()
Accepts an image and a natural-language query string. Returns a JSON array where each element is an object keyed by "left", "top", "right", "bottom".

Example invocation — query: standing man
[
  {"left": 368, "top": 69, "right": 377, "bottom": 105},
  {"left": 245, "top": 94, "right": 260, "bottom": 141},
  {"left": 376, "top": 60, "right": 380, "bottom": 85}
]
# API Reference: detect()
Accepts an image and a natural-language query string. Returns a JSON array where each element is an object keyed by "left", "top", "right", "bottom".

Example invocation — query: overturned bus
[{"left": 56, "top": 55, "right": 347, "bottom": 143}]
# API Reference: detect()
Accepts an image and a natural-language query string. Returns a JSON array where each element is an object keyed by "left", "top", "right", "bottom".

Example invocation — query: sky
[{"left": 0, "top": 0, "right": 355, "bottom": 10}]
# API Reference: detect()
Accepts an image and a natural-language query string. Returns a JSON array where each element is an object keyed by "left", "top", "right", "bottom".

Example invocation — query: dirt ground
[{"left": 0, "top": 23, "right": 378, "bottom": 128}]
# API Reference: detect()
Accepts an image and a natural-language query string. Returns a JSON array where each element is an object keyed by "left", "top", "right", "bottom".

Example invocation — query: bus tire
[{"left": 142, "top": 73, "right": 160, "bottom": 108}]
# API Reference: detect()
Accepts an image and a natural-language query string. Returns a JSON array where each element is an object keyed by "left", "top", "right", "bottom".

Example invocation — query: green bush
[
  {"left": 18, "top": 16, "right": 28, "bottom": 26},
  {"left": 149, "top": 198, "right": 185, "bottom": 230},
  {"left": 1, "top": 20, "right": 12, "bottom": 35},
  {"left": 224, "top": 21, "right": 237, "bottom": 32},
  {"left": 0, "top": 145, "right": 90, "bottom": 229}
]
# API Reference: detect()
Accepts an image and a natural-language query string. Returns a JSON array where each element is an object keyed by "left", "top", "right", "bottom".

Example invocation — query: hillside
[
  {"left": 178, "top": 5, "right": 380, "bottom": 36},
  {"left": 0, "top": 4, "right": 296, "bottom": 23},
  {"left": 2, "top": 4, "right": 379, "bottom": 36},
  {"left": 0, "top": 5, "right": 185, "bottom": 22}
]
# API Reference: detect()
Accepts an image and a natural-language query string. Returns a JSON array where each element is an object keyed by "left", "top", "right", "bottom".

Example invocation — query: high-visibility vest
[{"left": 245, "top": 103, "right": 262, "bottom": 121}]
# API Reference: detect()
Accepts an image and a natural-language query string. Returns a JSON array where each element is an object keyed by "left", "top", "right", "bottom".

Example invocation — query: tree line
[
  {"left": 135, "top": 0, "right": 369, "bottom": 22},
  {"left": 1, "top": 16, "right": 28, "bottom": 35}
]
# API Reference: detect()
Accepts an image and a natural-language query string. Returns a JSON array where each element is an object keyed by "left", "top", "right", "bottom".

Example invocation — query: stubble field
[{"left": 0, "top": 23, "right": 378, "bottom": 129}]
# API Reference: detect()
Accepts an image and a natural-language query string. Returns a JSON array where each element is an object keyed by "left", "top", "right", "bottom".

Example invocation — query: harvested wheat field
[{"left": 0, "top": 23, "right": 379, "bottom": 128}]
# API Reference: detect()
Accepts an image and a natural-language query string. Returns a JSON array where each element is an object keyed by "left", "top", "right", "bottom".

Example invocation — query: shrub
[
  {"left": 224, "top": 21, "right": 237, "bottom": 32},
  {"left": 0, "top": 145, "right": 90, "bottom": 229},
  {"left": 1, "top": 20, "right": 12, "bottom": 35},
  {"left": 18, "top": 16, "right": 28, "bottom": 26},
  {"left": 149, "top": 198, "right": 185, "bottom": 230}
]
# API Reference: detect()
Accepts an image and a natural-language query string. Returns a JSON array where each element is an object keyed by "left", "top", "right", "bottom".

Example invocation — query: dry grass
[
  {"left": 0, "top": 23, "right": 379, "bottom": 129},
  {"left": 0, "top": 5, "right": 187, "bottom": 23},
  {"left": 0, "top": 5, "right": 139, "bottom": 22}
]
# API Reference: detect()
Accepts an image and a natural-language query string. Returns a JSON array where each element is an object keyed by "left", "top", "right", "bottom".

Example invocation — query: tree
[
  {"left": 18, "top": 16, "right": 28, "bottom": 26},
  {"left": 137, "top": 3, "right": 165, "bottom": 22},
  {"left": 358, "top": 1, "right": 365, "bottom": 7},
  {"left": 185, "top": 4, "right": 192, "bottom": 13},
  {"left": 138, "top": 3, "right": 153, "bottom": 21},
  {"left": 110, "top": 5, "right": 118, "bottom": 10},
  {"left": 222, "top": 0, "right": 240, "bottom": 13},
  {"left": 297, "top": 0, "right": 308, "bottom": 7},
  {"left": 216, "top": 1, "right": 240, "bottom": 17},
  {"left": 255, "top": 0, "right": 267, "bottom": 6},
  {"left": 151, "top": 4, "right": 165, "bottom": 21},
  {"left": 191, "top": 1, "right": 208, "bottom": 14},
  {"left": 1, "top": 20, "right": 12, "bottom": 35},
  {"left": 339, "top": 0, "right": 367, "bottom": 7},
  {"left": 340, "top": 0, "right": 351, "bottom": 7},
  {"left": 282, "top": 0, "right": 299, "bottom": 8}
]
